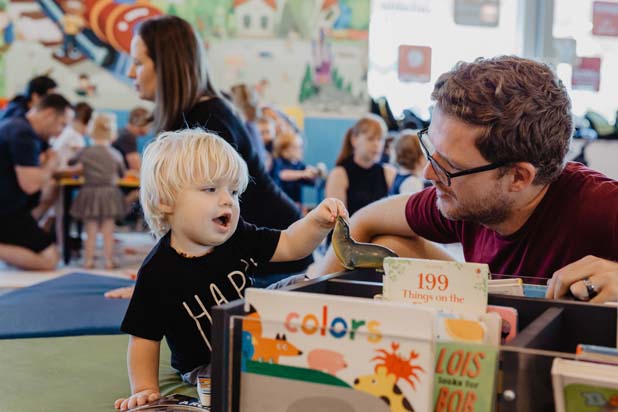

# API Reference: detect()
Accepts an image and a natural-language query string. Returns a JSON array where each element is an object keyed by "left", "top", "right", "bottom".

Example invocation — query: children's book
[
  {"left": 576, "top": 344, "right": 618, "bottom": 366},
  {"left": 434, "top": 312, "right": 503, "bottom": 346},
  {"left": 487, "top": 305, "right": 518, "bottom": 344},
  {"left": 551, "top": 358, "right": 618, "bottom": 412},
  {"left": 241, "top": 288, "right": 437, "bottom": 412},
  {"left": 435, "top": 314, "right": 488, "bottom": 343},
  {"left": 488, "top": 278, "right": 549, "bottom": 298},
  {"left": 488, "top": 278, "right": 524, "bottom": 296},
  {"left": 383, "top": 257, "right": 489, "bottom": 316},
  {"left": 433, "top": 341, "right": 499, "bottom": 412},
  {"left": 126, "top": 394, "right": 209, "bottom": 411},
  {"left": 478, "top": 311, "right": 503, "bottom": 347},
  {"left": 523, "top": 283, "right": 548, "bottom": 298}
]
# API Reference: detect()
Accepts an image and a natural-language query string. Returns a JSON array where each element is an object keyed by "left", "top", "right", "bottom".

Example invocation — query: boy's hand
[
  {"left": 305, "top": 166, "right": 319, "bottom": 179},
  {"left": 115, "top": 389, "right": 160, "bottom": 411},
  {"left": 310, "top": 198, "right": 347, "bottom": 229}
]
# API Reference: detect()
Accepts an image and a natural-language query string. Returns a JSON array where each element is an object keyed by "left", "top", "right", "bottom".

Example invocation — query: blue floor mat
[{"left": 0, "top": 272, "right": 134, "bottom": 339}]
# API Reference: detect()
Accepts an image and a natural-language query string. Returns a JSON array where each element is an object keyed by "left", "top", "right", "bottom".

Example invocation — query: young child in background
[
  {"left": 271, "top": 132, "right": 324, "bottom": 211},
  {"left": 69, "top": 113, "right": 126, "bottom": 269},
  {"left": 52, "top": 101, "right": 94, "bottom": 251},
  {"left": 326, "top": 113, "right": 396, "bottom": 216},
  {"left": 114, "top": 129, "right": 346, "bottom": 410},
  {"left": 255, "top": 116, "right": 275, "bottom": 171},
  {"left": 388, "top": 129, "right": 428, "bottom": 195},
  {"left": 52, "top": 102, "right": 93, "bottom": 168}
]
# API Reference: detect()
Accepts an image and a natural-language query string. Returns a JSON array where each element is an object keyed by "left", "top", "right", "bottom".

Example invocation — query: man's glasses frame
[{"left": 417, "top": 127, "right": 507, "bottom": 187}]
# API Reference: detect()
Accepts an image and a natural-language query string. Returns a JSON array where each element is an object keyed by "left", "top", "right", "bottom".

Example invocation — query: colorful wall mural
[{"left": 1, "top": 0, "right": 369, "bottom": 115}]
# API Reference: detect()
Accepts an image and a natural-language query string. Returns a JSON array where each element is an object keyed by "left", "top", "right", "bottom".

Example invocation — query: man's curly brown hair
[{"left": 431, "top": 56, "right": 573, "bottom": 185}]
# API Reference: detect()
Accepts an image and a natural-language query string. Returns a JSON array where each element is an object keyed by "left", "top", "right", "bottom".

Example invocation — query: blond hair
[
  {"left": 140, "top": 129, "right": 249, "bottom": 237},
  {"left": 89, "top": 112, "right": 116, "bottom": 142}
]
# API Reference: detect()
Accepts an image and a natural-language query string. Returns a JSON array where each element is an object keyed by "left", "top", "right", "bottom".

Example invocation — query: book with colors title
[
  {"left": 241, "top": 288, "right": 436, "bottom": 412},
  {"left": 240, "top": 288, "right": 499, "bottom": 412}
]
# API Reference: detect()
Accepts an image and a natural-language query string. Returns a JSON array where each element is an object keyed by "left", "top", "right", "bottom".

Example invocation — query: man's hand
[{"left": 546, "top": 255, "right": 618, "bottom": 303}]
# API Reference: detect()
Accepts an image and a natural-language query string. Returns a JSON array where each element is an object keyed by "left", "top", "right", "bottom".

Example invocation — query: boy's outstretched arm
[
  {"left": 114, "top": 336, "right": 161, "bottom": 410},
  {"left": 272, "top": 198, "right": 347, "bottom": 262}
]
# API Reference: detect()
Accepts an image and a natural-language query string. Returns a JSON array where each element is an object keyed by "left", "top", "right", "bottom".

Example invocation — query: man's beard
[{"left": 436, "top": 186, "right": 513, "bottom": 227}]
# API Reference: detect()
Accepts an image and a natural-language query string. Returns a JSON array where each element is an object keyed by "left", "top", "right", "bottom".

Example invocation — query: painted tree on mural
[
  {"left": 332, "top": 67, "right": 344, "bottom": 90},
  {"left": 9, "top": 0, "right": 369, "bottom": 113},
  {"left": 166, "top": 3, "right": 178, "bottom": 16},
  {"left": 299, "top": 64, "right": 318, "bottom": 102}
]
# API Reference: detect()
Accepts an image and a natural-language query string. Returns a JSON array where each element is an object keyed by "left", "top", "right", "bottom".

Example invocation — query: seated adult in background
[
  {"left": 112, "top": 107, "right": 150, "bottom": 226},
  {"left": 325, "top": 113, "right": 396, "bottom": 217},
  {"left": 388, "top": 129, "right": 427, "bottom": 195},
  {"left": 112, "top": 106, "right": 150, "bottom": 172},
  {"left": 1, "top": 75, "right": 58, "bottom": 120},
  {"left": 262, "top": 105, "right": 300, "bottom": 136},
  {"left": 2, "top": 76, "right": 60, "bottom": 219},
  {"left": 229, "top": 83, "right": 268, "bottom": 167},
  {"left": 0, "top": 94, "right": 73, "bottom": 270},
  {"left": 316, "top": 56, "right": 618, "bottom": 303}
]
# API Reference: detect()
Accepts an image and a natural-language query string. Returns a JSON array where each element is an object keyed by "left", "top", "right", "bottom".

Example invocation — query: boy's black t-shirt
[{"left": 120, "top": 217, "right": 281, "bottom": 374}]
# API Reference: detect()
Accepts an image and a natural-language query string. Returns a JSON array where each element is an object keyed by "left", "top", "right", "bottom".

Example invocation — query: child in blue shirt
[{"left": 270, "top": 132, "right": 323, "bottom": 210}]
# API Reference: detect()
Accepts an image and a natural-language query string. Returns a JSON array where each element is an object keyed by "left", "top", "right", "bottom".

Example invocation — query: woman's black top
[{"left": 341, "top": 157, "right": 388, "bottom": 216}]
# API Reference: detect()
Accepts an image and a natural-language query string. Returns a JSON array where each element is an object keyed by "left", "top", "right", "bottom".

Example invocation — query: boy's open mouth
[{"left": 214, "top": 213, "right": 231, "bottom": 226}]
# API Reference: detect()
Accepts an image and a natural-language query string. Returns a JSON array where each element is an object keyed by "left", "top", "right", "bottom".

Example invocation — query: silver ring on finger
[{"left": 583, "top": 278, "right": 598, "bottom": 299}]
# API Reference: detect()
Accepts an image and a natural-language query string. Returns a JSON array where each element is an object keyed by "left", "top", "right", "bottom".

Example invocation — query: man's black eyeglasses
[{"left": 417, "top": 127, "right": 507, "bottom": 187}]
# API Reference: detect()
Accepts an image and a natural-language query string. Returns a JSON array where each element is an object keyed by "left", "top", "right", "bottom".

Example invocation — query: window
[
  {"left": 368, "top": 0, "right": 523, "bottom": 118},
  {"left": 554, "top": 0, "right": 618, "bottom": 121}
]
